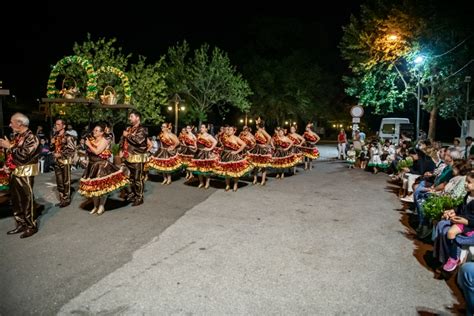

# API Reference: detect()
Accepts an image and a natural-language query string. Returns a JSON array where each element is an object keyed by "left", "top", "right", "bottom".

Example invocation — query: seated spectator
[
  {"left": 450, "top": 137, "right": 462, "bottom": 153},
  {"left": 458, "top": 262, "right": 474, "bottom": 315},
  {"left": 400, "top": 148, "right": 436, "bottom": 202},
  {"left": 433, "top": 172, "right": 474, "bottom": 272},
  {"left": 39, "top": 138, "right": 53, "bottom": 172},
  {"left": 415, "top": 148, "right": 462, "bottom": 238},
  {"left": 76, "top": 137, "right": 88, "bottom": 169},
  {"left": 36, "top": 125, "right": 46, "bottom": 139}
]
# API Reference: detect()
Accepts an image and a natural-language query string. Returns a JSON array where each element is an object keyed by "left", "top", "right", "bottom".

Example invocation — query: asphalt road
[{"left": 0, "top": 145, "right": 460, "bottom": 314}]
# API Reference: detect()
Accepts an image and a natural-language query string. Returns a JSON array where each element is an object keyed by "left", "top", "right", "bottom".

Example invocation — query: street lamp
[
  {"left": 414, "top": 55, "right": 425, "bottom": 140},
  {"left": 240, "top": 113, "right": 251, "bottom": 125},
  {"left": 168, "top": 94, "right": 185, "bottom": 134}
]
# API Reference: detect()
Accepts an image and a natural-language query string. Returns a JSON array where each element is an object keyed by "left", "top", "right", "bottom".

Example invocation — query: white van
[{"left": 378, "top": 118, "right": 414, "bottom": 144}]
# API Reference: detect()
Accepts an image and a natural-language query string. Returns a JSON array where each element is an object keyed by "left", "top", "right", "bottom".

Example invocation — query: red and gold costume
[
  {"left": 187, "top": 134, "right": 219, "bottom": 175},
  {"left": 147, "top": 132, "right": 182, "bottom": 173},
  {"left": 7, "top": 129, "right": 41, "bottom": 231},
  {"left": 0, "top": 149, "right": 8, "bottom": 190},
  {"left": 79, "top": 138, "right": 129, "bottom": 198},
  {"left": 247, "top": 131, "right": 273, "bottom": 168},
  {"left": 215, "top": 136, "right": 253, "bottom": 178},
  {"left": 300, "top": 131, "right": 320, "bottom": 159},
  {"left": 288, "top": 133, "right": 304, "bottom": 158},
  {"left": 271, "top": 136, "right": 300, "bottom": 169},
  {"left": 50, "top": 132, "right": 77, "bottom": 205},
  {"left": 120, "top": 124, "right": 148, "bottom": 203},
  {"left": 239, "top": 131, "right": 256, "bottom": 154},
  {"left": 178, "top": 132, "right": 197, "bottom": 166}
]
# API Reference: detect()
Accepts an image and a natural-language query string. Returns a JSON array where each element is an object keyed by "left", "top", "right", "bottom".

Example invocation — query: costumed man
[
  {"left": 120, "top": 110, "right": 148, "bottom": 206},
  {"left": 0, "top": 113, "right": 41, "bottom": 238},
  {"left": 50, "top": 119, "right": 77, "bottom": 207}
]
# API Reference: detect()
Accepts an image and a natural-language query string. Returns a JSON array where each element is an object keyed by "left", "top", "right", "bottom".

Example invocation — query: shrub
[{"left": 423, "top": 195, "right": 464, "bottom": 220}]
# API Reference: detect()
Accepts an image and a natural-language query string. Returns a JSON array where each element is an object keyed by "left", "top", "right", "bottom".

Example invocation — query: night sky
[{"left": 1, "top": 0, "right": 362, "bottom": 108}]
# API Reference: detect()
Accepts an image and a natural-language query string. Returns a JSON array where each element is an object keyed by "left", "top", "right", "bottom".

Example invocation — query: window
[{"left": 382, "top": 124, "right": 395, "bottom": 134}]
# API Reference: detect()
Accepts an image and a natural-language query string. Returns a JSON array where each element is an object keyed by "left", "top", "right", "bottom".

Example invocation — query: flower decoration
[
  {"left": 97, "top": 66, "right": 132, "bottom": 104},
  {"left": 47, "top": 55, "right": 97, "bottom": 99}
]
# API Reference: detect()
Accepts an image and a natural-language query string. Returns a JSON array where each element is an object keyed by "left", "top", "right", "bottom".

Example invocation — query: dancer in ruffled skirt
[
  {"left": 79, "top": 123, "right": 129, "bottom": 215},
  {"left": 178, "top": 126, "right": 197, "bottom": 181},
  {"left": 188, "top": 124, "right": 218, "bottom": 189},
  {"left": 148, "top": 123, "right": 181, "bottom": 185},
  {"left": 247, "top": 119, "right": 273, "bottom": 186},
  {"left": 271, "top": 127, "right": 300, "bottom": 179},
  {"left": 300, "top": 122, "right": 320, "bottom": 170},
  {"left": 287, "top": 125, "right": 305, "bottom": 174},
  {"left": 216, "top": 126, "right": 253, "bottom": 192}
]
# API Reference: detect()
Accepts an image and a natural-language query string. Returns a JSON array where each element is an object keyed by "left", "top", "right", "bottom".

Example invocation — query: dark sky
[{"left": 1, "top": 1, "right": 362, "bottom": 107}]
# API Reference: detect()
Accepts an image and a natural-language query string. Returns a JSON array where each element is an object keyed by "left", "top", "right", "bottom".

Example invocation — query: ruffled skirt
[
  {"left": 79, "top": 157, "right": 129, "bottom": 198},
  {"left": 147, "top": 147, "right": 182, "bottom": 173},
  {"left": 300, "top": 142, "right": 320, "bottom": 159},
  {"left": 271, "top": 149, "right": 301, "bottom": 169},
  {"left": 0, "top": 168, "right": 9, "bottom": 190},
  {"left": 247, "top": 144, "right": 273, "bottom": 168},
  {"left": 215, "top": 150, "right": 253, "bottom": 178},
  {"left": 188, "top": 149, "right": 219, "bottom": 176},
  {"left": 178, "top": 146, "right": 197, "bottom": 167}
]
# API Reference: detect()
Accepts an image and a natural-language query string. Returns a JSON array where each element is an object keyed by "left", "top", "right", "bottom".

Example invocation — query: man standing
[
  {"left": 0, "top": 113, "right": 41, "bottom": 238},
  {"left": 464, "top": 137, "right": 474, "bottom": 161},
  {"left": 120, "top": 110, "right": 148, "bottom": 206},
  {"left": 50, "top": 119, "right": 77, "bottom": 207}
]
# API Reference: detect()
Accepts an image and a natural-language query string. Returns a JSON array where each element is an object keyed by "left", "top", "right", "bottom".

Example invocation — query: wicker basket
[
  {"left": 60, "top": 77, "right": 79, "bottom": 99},
  {"left": 100, "top": 86, "right": 118, "bottom": 105}
]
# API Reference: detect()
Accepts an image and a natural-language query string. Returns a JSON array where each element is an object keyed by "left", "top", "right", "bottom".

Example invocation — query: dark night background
[{"left": 0, "top": 0, "right": 462, "bottom": 140}]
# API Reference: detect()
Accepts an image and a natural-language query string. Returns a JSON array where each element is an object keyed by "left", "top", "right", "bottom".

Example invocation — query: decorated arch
[
  {"left": 97, "top": 66, "right": 132, "bottom": 104},
  {"left": 46, "top": 55, "right": 98, "bottom": 99}
]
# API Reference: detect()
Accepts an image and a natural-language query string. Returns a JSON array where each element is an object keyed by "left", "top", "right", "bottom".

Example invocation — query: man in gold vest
[
  {"left": 120, "top": 110, "right": 148, "bottom": 206},
  {"left": 50, "top": 119, "right": 77, "bottom": 207},
  {"left": 0, "top": 113, "right": 41, "bottom": 238}
]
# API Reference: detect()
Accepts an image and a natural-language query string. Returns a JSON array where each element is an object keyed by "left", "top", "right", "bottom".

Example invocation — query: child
[
  {"left": 442, "top": 171, "right": 474, "bottom": 272},
  {"left": 359, "top": 145, "right": 368, "bottom": 169},
  {"left": 368, "top": 140, "right": 382, "bottom": 174},
  {"left": 347, "top": 144, "right": 356, "bottom": 168}
]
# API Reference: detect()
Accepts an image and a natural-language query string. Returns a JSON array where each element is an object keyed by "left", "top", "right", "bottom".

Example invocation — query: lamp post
[
  {"left": 239, "top": 113, "right": 253, "bottom": 126},
  {"left": 414, "top": 55, "right": 425, "bottom": 140},
  {"left": 169, "top": 94, "right": 185, "bottom": 134}
]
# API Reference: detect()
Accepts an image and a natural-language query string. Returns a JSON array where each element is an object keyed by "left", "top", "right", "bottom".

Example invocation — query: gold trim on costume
[
  {"left": 57, "top": 158, "right": 73, "bottom": 165},
  {"left": 126, "top": 153, "right": 148, "bottom": 163},
  {"left": 13, "top": 164, "right": 39, "bottom": 177}
]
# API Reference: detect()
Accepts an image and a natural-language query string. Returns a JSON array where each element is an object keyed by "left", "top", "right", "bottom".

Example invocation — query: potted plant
[
  {"left": 423, "top": 195, "right": 464, "bottom": 221},
  {"left": 111, "top": 143, "right": 122, "bottom": 166}
]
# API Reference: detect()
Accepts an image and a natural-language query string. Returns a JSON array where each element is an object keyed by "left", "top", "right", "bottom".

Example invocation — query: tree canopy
[
  {"left": 164, "top": 41, "right": 252, "bottom": 126},
  {"left": 340, "top": 0, "right": 474, "bottom": 139}
]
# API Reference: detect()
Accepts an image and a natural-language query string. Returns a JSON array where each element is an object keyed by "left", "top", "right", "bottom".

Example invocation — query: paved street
[{"left": 0, "top": 144, "right": 460, "bottom": 314}]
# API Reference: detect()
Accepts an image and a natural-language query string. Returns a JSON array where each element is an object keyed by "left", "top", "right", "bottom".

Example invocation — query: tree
[
  {"left": 51, "top": 34, "right": 167, "bottom": 132},
  {"left": 128, "top": 56, "right": 167, "bottom": 126},
  {"left": 242, "top": 51, "right": 339, "bottom": 127},
  {"left": 340, "top": 0, "right": 474, "bottom": 140},
  {"left": 233, "top": 17, "right": 343, "bottom": 130},
  {"left": 165, "top": 41, "right": 252, "bottom": 126}
]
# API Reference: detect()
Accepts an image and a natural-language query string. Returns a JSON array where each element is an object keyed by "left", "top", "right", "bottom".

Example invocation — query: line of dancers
[
  {"left": 0, "top": 111, "right": 320, "bottom": 238},
  {"left": 146, "top": 117, "right": 321, "bottom": 191}
]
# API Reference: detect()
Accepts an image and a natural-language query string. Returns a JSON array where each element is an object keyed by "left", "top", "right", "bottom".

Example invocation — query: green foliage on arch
[
  {"left": 46, "top": 55, "right": 98, "bottom": 99},
  {"left": 97, "top": 66, "right": 132, "bottom": 104}
]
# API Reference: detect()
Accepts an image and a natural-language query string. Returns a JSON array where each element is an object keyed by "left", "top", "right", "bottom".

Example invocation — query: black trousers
[
  {"left": 11, "top": 175, "right": 37, "bottom": 229},
  {"left": 54, "top": 161, "right": 71, "bottom": 203},
  {"left": 125, "top": 161, "right": 145, "bottom": 202}
]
